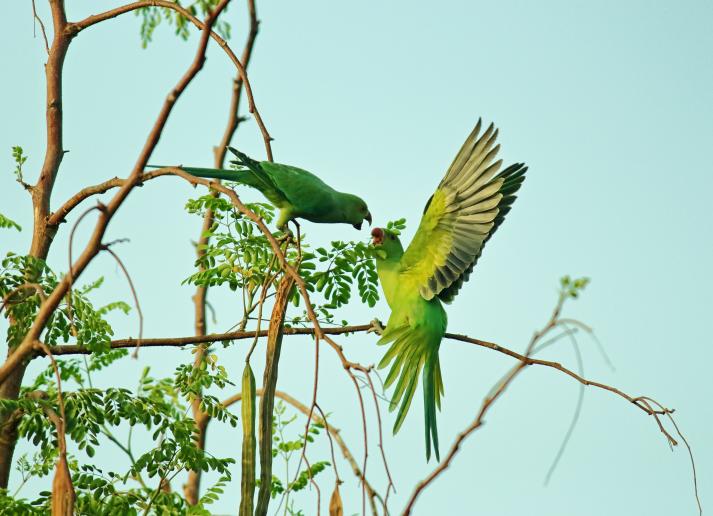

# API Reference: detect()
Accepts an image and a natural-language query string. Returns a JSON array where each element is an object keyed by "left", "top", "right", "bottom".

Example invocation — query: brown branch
[
  {"left": 220, "top": 389, "right": 383, "bottom": 516},
  {"left": 446, "top": 332, "right": 671, "bottom": 417},
  {"left": 31, "top": 0, "right": 50, "bottom": 54},
  {"left": 45, "top": 325, "right": 370, "bottom": 355},
  {"left": 0, "top": 2, "right": 230, "bottom": 387},
  {"left": 70, "top": 0, "right": 273, "bottom": 161},
  {"left": 29, "top": 0, "right": 70, "bottom": 259},
  {"left": 314, "top": 403, "right": 341, "bottom": 485},
  {"left": 47, "top": 170, "right": 172, "bottom": 226}
]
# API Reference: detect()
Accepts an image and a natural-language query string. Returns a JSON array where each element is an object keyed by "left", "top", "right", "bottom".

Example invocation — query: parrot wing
[
  {"left": 400, "top": 119, "right": 527, "bottom": 301},
  {"left": 228, "top": 148, "right": 288, "bottom": 207},
  {"left": 437, "top": 162, "right": 526, "bottom": 303}
]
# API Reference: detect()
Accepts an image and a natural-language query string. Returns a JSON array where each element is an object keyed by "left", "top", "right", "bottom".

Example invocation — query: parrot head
[
  {"left": 370, "top": 227, "right": 404, "bottom": 260},
  {"left": 342, "top": 194, "right": 372, "bottom": 230}
]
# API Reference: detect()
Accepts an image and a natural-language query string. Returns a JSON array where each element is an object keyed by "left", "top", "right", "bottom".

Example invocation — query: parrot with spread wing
[
  {"left": 370, "top": 120, "right": 527, "bottom": 461},
  {"left": 152, "top": 147, "right": 372, "bottom": 231}
]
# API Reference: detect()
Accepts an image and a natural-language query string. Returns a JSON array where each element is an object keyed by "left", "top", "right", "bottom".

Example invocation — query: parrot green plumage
[
  {"left": 151, "top": 147, "right": 372, "bottom": 231},
  {"left": 370, "top": 120, "right": 527, "bottom": 461}
]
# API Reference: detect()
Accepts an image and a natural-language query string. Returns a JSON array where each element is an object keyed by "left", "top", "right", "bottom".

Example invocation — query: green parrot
[
  {"left": 370, "top": 120, "right": 527, "bottom": 461},
  {"left": 153, "top": 148, "right": 372, "bottom": 231}
]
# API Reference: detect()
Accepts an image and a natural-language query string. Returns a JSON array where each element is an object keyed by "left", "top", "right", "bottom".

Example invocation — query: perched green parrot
[
  {"left": 153, "top": 148, "right": 372, "bottom": 231},
  {"left": 370, "top": 120, "right": 527, "bottom": 461}
]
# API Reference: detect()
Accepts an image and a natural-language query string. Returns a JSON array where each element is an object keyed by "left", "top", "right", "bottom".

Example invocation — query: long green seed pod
[{"left": 239, "top": 362, "right": 256, "bottom": 516}]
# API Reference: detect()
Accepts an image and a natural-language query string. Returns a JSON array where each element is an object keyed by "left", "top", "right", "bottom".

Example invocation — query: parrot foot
[
  {"left": 367, "top": 318, "right": 385, "bottom": 336},
  {"left": 276, "top": 229, "right": 295, "bottom": 245}
]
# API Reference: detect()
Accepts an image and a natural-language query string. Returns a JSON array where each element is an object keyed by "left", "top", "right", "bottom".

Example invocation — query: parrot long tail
[
  {"left": 378, "top": 325, "right": 444, "bottom": 461},
  {"left": 146, "top": 165, "right": 261, "bottom": 186}
]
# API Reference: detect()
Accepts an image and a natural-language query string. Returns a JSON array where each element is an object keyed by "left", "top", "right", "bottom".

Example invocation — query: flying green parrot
[
  {"left": 370, "top": 120, "right": 527, "bottom": 461},
  {"left": 153, "top": 148, "right": 372, "bottom": 231}
]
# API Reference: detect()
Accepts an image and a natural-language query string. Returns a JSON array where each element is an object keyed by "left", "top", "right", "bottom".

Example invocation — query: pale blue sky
[{"left": 2, "top": 1, "right": 712, "bottom": 514}]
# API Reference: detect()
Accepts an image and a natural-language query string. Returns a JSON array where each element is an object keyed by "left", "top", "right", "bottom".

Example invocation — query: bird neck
[{"left": 375, "top": 255, "right": 402, "bottom": 308}]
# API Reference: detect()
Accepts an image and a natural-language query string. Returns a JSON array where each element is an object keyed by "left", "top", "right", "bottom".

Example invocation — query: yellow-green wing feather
[{"left": 401, "top": 120, "right": 514, "bottom": 300}]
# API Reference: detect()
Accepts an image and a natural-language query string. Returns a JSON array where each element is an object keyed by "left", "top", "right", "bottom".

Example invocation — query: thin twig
[
  {"left": 31, "top": 0, "right": 50, "bottom": 54},
  {"left": 543, "top": 328, "right": 584, "bottom": 485},
  {"left": 314, "top": 403, "right": 341, "bottom": 485},
  {"left": 100, "top": 245, "right": 144, "bottom": 358},
  {"left": 640, "top": 397, "right": 702, "bottom": 516},
  {"left": 365, "top": 370, "right": 395, "bottom": 511},
  {"left": 66, "top": 205, "right": 104, "bottom": 337}
]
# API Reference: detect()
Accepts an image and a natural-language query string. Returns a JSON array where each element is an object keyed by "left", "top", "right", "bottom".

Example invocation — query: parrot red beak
[{"left": 371, "top": 227, "right": 384, "bottom": 245}]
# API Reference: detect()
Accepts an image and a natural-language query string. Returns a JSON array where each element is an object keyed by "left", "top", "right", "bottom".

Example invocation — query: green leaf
[{"left": 0, "top": 213, "right": 21, "bottom": 231}]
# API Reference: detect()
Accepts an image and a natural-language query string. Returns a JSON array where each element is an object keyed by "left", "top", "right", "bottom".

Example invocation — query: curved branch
[
  {"left": 31, "top": 0, "right": 50, "bottom": 54},
  {"left": 69, "top": 0, "right": 273, "bottom": 161},
  {"left": 446, "top": 332, "right": 670, "bottom": 417},
  {"left": 47, "top": 170, "right": 172, "bottom": 226}
]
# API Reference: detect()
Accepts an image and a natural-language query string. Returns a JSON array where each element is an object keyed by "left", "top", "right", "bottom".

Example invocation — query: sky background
[{"left": 1, "top": 1, "right": 712, "bottom": 514}]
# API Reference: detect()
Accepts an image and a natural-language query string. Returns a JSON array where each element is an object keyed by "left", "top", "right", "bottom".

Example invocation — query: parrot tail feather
[
  {"left": 147, "top": 165, "right": 258, "bottom": 185},
  {"left": 378, "top": 326, "right": 443, "bottom": 461}
]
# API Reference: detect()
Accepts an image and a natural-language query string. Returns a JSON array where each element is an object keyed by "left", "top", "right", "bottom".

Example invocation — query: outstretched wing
[{"left": 400, "top": 120, "right": 527, "bottom": 301}]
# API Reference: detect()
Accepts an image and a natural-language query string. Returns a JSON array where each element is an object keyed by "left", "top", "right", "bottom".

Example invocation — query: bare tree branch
[
  {"left": 47, "top": 170, "right": 172, "bottom": 226},
  {"left": 31, "top": 0, "right": 50, "bottom": 54},
  {"left": 42, "top": 323, "right": 672, "bottom": 419},
  {"left": 46, "top": 325, "right": 371, "bottom": 355}
]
